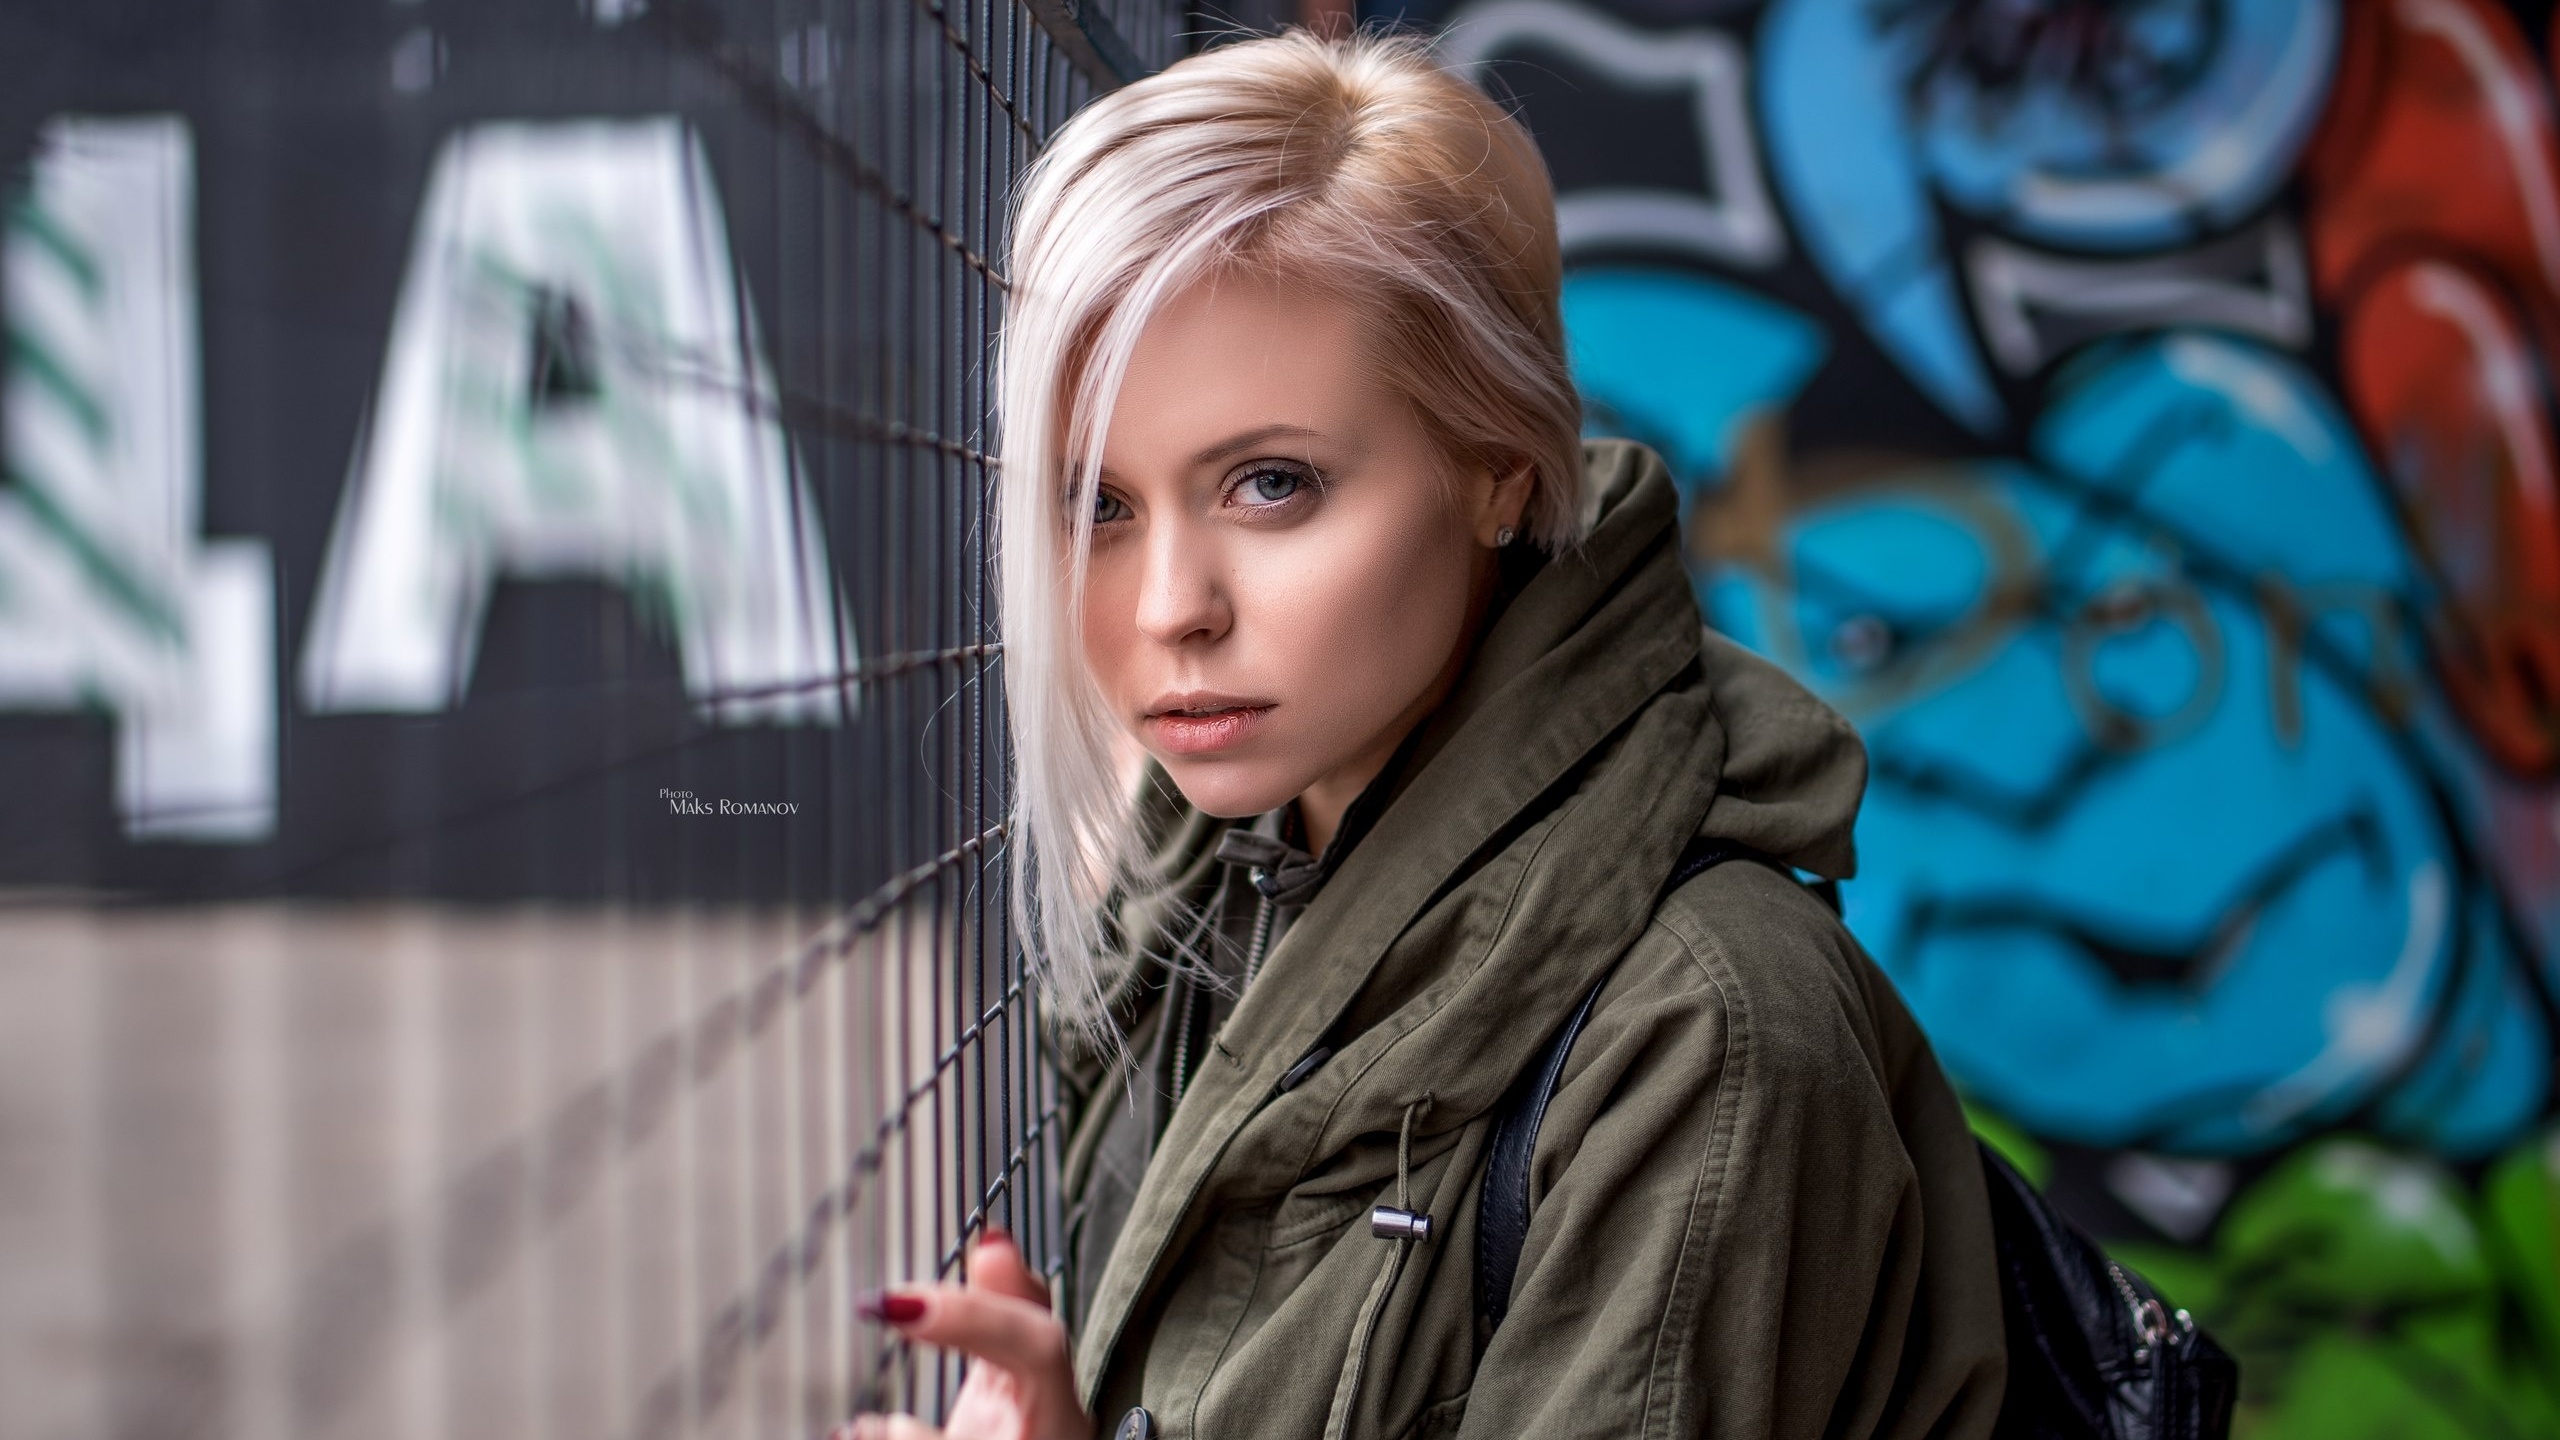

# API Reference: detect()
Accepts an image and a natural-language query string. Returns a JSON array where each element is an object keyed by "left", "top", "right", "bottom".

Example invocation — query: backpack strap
[
  {"left": 1475, "top": 838, "right": 1821, "bottom": 1335},
  {"left": 1472, "top": 963, "right": 1606, "bottom": 1334}
]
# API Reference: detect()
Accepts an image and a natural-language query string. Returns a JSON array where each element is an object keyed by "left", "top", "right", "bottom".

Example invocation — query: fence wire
[{"left": 0, "top": 1, "right": 1202, "bottom": 1436}]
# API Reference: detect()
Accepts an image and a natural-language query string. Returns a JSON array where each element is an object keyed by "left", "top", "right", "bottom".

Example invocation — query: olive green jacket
[{"left": 1055, "top": 440, "right": 2006, "bottom": 1440}]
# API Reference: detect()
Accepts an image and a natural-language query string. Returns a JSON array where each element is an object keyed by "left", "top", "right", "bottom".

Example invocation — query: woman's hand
[{"left": 833, "top": 1230, "right": 1092, "bottom": 1440}]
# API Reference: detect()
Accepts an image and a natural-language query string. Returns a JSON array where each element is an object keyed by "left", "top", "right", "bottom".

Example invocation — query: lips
[{"left": 1143, "top": 694, "right": 1275, "bottom": 756}]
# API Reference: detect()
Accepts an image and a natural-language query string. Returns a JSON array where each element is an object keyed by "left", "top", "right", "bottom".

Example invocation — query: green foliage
[
  {"left": 1959, "top": 1102, "right": 2560, "bottom": 1440},
  {"left": 2483, "top": 1134, "right": 2560, "bottom": 1381},
  {"left": 2152, "top": 1133, "right": 2559, "bottom": 1440},
  {"left": 1965, "top": 1098, "right": 2052, "bottom": 1190}
]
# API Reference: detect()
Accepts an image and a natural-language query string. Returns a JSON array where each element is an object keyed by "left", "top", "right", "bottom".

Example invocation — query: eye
[
  {"left": 1092, "top": 487, "right": 1133, "bottom": 525},
  {"left": 1227, "top": 461, "right": 1315, "bottom": 510}
]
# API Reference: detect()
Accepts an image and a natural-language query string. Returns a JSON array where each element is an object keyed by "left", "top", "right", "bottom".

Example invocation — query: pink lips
[{"left": 1143, "top": 694, "right": 1275, "bottom": 755}]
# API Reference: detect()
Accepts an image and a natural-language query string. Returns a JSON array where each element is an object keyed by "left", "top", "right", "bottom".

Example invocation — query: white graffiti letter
[
  {"left": 299, "top": 119, "right": 850, "bottom": 725},
  {"left": 0, "top": 116, "right": 276, "bottom": 841}
]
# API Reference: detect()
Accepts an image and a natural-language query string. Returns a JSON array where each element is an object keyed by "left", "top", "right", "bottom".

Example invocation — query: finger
[
  {"left": 897, "top": 1287, "right": 1073, "bottom": 1383},
  {"left": 831, "top": 1415, "right": 942, "bottom": 1440},
  {"left": 966, "top": 1230, "right": 1052, "bottom": 1309}
]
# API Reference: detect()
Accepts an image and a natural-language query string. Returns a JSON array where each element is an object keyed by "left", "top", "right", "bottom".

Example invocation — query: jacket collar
[{"left": 1209, "top": 715, "right": 1430, "bottom": 911}]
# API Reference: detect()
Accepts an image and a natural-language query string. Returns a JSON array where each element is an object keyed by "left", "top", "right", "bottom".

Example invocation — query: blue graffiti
[
  {"left": 1899, "top": 0, "right": 2336, "bottom": 251},
  {"left": 1683, "top": 331, "right": 2550, "bottom": 1157},
  {"left": 1755, "top": 0, "right": 2336, "bottom": 430},
  {"left": 1563, "top": 251, "right": 2555, "bottom": 1156},
  {"left": 1562, "top": 267, "right": 1826, "bottom": 486},
  {"left": 1758, "top": 0, "right": 2005, "bottom": 430}
]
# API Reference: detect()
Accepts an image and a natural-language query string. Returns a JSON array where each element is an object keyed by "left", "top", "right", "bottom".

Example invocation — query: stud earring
[{"left": 1494, "top": 525, "right": 1516, "bottom": 547}]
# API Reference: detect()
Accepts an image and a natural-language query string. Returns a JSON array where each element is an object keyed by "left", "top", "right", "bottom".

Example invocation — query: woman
[{"left": 852, "top": 28, "right": 2006, "bottom": 1440}]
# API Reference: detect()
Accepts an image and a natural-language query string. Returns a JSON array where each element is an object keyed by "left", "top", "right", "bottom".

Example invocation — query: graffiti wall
[
  {"left": 0, "top": 1, "right": 1156, "bottom": 901},
  {"left": 1371, "top": 0, "right": 2560, "bottom": 1433}
]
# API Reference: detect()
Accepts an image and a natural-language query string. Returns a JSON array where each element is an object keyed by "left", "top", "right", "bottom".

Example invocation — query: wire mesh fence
[{"left": 0, "top": 1, "right": 1202, "bottom": 1435}]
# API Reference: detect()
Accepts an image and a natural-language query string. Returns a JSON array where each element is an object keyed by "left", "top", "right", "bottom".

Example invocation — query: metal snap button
[{"left": 1115, "top": 1406, "right": 1155, "bottom": 1440}]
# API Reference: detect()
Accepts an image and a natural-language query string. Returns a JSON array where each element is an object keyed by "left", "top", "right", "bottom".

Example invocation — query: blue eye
[
  {"left": 1232, "top": 465, "right": 1308, "bottom": 507},
  {"left": 1093, "top": 488, "right": 1132, "bottom": 524}
]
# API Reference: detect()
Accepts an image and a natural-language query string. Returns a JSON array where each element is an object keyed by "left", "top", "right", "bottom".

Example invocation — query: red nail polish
[{"left": 856, "top": 1291, "right": 925, "bottom": 1325}]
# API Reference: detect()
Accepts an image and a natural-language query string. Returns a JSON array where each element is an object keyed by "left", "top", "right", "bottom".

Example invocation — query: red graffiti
[{"left": 2308, "top": 0, "right": 2560, "bottom": 772}]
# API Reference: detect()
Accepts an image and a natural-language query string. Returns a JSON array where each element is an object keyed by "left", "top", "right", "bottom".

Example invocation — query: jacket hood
[
  {"left": 1685, "top": 576, "right": 1867, "bottom": 880},
  {"left": 1075, "top": 437, "right": 1870, "bottom": 1393},
  {"left": 1622, "top": 446, "right": 1865, "bottom": 877},
  {"left": 1392, "top": 436, "right": 1866, "bottom": 881}
]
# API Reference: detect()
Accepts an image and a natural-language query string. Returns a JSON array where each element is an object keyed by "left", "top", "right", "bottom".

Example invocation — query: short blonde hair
[{"left": 997, "top": 28, "right": 1581, "bottom": 1025}]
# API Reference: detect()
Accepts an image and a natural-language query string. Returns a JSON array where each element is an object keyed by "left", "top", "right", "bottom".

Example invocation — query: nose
[{"left": 1132, "top": 517, "right": 1230, "bottom": 648}]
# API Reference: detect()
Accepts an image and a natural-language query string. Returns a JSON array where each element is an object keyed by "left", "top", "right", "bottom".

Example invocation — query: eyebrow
[{"left": 1091, "top": 423, "right": 1330, "bottom": 484}]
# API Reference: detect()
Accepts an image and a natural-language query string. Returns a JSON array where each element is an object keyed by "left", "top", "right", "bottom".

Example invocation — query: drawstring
[
  {"left": 1397, "top": 1097, "right": 1422, "bottom": 1211},
  {"left": 1398, "top": 1102, "right": 1416, "bottom": 1210},
  {"left": 1327, "top": 1095, "right": 1436, "bottom": 1440},
  {"left": 1370, "top": 1095, "right": 1435, "bottom": 1241}
]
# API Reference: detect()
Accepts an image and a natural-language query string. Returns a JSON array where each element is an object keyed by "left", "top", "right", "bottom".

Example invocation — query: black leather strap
[
  {"left": 1473, "top": 967, "right": 1606, "bottom": 1332},
  {"left": 1475, "top": 838, "right": 1790, "bottom": 1334}
]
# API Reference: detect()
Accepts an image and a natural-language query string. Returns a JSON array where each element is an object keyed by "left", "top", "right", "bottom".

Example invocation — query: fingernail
[
  {"left": 855, "top": 1290, "right": 925, "bottom": 1325},
  {"left": 978, "top": 1226, "right": 1015, "bottom": 1248}
]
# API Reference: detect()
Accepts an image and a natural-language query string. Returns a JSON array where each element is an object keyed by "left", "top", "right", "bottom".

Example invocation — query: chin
[{"left": 1157, "top": 756, "right": 1299, "bottom": 821}]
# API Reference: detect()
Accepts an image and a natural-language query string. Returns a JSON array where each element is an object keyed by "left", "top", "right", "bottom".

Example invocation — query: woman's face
[{"left": 1075, "top": 273, "right": 1520, "bottom": 835}]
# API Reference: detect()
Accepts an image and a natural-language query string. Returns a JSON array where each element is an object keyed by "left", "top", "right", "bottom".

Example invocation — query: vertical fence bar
[{"left": 0, "top": 4, "right": 1196, "bottom": 1438}]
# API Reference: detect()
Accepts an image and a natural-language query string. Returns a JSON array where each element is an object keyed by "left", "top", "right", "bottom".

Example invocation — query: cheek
[
  {"left": 1074, "top": 554, "right": 1140, "bottom": 695},
  {"left": 1247, "top": 493, "right": 1475, "bottom": 697}
]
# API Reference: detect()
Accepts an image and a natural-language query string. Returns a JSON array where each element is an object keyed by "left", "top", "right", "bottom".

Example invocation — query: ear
[{"left": 1473, "top": 458, "right": 1535, "bottom": 547}]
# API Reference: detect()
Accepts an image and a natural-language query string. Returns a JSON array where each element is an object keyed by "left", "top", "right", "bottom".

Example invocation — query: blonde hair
[{"left": 997, "top": 27, "right": 1582, "bottom": 1028}]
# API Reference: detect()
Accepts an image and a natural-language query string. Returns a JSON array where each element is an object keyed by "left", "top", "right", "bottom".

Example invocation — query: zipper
[
  {"left": 1170, "top": 887, "right": 1274, "bottom": 1108},
  {"left": 2108, "top": 1260, "right": 2181, "bottom": 1363},
  {"left": 1158, "top": 899, "right": 1219, "bottom": 1110},
  {"left": 1167, "top": 972, "right": 1199, "bottom": 1108},
  {"left": 1241, "top": 888, "right": 1277, "bottom": 988}
]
